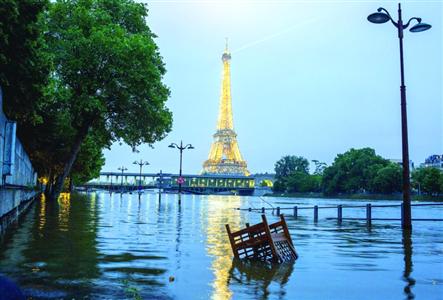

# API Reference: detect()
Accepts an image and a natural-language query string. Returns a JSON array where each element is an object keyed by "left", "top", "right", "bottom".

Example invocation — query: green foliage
[
  {"left": 275, "top": 156, "right": 309, "bottom": 180},
  {"left": 71, "top": 133, "right": 106, "bottom": 185},
  {"left": 286, "top": 172, "right": 321, "bottom": 193},
  {"left": 122, "top": 279, "right": 142, "bottom": 300},
  {"left": 272, "top": 180, "right": 286, "bottom": 192},
  {"left": 1, "top": 0, "right": 173, "bottom": 200},
  {"left": 0, "top": 0, "right": 49, "bottom": 124},
  {"left": 41, "top": 0, "right": 172, "bottom": 199},
  {"left": 273, "top": 155, "right": 321, "bottom": 193},
  {"left": 311, "top": 160, "right": 327, "bottom": 175},
  {"left": 370, "top": 163, "right": 402, "bottom": 194},
  {"left": 0, "top": 0, "right": 51, "bottom": 171},
  {"left": 45, "top": 0, "right": 172, "bottom": 147},
  {"left": 322, "top": 148, "right": 390, "bottom": 195},
  {"left": 412, "top": 167, "right": 443, "bottom": 195}
]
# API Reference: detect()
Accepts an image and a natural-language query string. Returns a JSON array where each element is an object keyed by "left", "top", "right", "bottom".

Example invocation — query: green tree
[
  {"left": 45, "top": 0, "right": 172, "bottom": 200},
  {"left": 71, "top": 133, "right": 106, "bottom": 185},
  {"left": 412, "top": 167, "right": 442, "bottom": 195},
  {"left": 0, "top": 0, "right": 50, "bottom": 150},
  {"left": 286, "top": 172, "right": 321, "bottom": 193},
  {"left": 322, "top": 148, "right": 389, "bottom": 195},
  {"left": 272, "top": 155, "right": 322, "bottom": 193},
  {"left": 275, "top": 155, "right": 309, "bottom": 180},
  {"left": 311, "top": 160, "right": 327, "bottom": 175},
  {"left": 370, "top": 163, "right": 402, "bottom": 194},
  {"left": 272, "top": 180, "right": 286, "bottom": 193}
]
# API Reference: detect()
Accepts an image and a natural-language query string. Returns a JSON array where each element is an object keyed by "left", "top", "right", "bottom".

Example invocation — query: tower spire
[{"left": 202, "top": 43, "right": 249, "bottom": 176}]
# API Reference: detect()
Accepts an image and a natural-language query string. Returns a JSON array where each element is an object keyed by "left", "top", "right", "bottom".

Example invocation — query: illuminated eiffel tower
[{"left": 202, "top": 42, "right": 249, "bottom": 176}]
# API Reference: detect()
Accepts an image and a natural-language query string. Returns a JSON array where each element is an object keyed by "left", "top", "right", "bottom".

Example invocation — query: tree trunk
[
  {"left": 44, "top": 169, "right": 53, "bottom": 197},
  {"left": 69, "top": 177, "right": 74, "bottom": 193},
  {"left": 49, "top": 125, "right": 90, "bottom": 201}
]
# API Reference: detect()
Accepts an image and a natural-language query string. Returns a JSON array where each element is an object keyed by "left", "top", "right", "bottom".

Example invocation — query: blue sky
[{"left": 103, "top": 0, "right": 442, "bottom": 175}]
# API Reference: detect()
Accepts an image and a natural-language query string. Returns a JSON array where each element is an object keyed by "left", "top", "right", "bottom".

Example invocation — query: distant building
[
  {"left": 388, "top": 159, "right": 415, "bottom": 171},
  {"left": 420, "top": 154, "right": 443, "bottom": 171}
]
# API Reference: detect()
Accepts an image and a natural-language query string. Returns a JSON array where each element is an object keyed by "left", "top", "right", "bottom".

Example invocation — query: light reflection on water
[{"left": 0, "top": 192, "right": 442, "bottom": 299}]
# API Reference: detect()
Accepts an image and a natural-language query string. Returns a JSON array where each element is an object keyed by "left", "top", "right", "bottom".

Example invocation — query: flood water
[{"left": 1, "top": 192, "right": 442, "bottom": 299}]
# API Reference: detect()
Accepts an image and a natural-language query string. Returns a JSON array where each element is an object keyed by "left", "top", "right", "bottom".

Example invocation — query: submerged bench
[{"left": 225, "top": 214, "right": 298, "bottom": 263}]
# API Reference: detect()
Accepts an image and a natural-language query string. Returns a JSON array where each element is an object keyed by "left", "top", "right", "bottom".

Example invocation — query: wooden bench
[{"left": 226, "top": 214, "right": 298, "bottom": 263}]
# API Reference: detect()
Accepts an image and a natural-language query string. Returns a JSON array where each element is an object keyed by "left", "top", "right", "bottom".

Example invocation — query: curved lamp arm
[
  {"left": 404, "top": 17, "right": 421, "bottom": 29},
  {"left": 378, "top": 7, "right": 398, "bottom": 27}
]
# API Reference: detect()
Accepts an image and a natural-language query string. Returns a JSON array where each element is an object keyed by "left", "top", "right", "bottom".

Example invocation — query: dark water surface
[{"left": 0, "top": 192, "right": 442, "bottom": 299}]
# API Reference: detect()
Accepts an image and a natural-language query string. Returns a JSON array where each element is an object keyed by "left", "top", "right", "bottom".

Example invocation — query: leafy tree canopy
[
  {"left": 43, "top": 0, "right": 172, "bottom": 200},
  {"left": 275, "top": 155, "right": 309, "bottom": 180},
  {"left": 370, "top": 163, "right": 402, "bottom": 194},
  {"left": 322, "top": 148, "right": 390, "bottom": 195},
  {"left": 0, "top": 0, "right": 49, "bottom": 123},
  {"left": 412, "top": 167, "right": 443, "bottom": 195}
]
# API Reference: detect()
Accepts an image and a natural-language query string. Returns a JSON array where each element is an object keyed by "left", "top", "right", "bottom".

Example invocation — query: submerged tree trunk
[
  {"left": 49, "top": 125, "right": 90, "bottom": 201},
  {"left": 69, "top": 177, "right": 73, "bottom": 193},
  {"left": 44, "top": 169, "right": 53, "bottom": 197}
]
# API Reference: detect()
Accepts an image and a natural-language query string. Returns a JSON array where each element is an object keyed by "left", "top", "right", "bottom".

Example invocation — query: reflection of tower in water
[
  {"left": 205, "top": 196, "right": 295, "bottom": 299},
  {"left": 205, "top": 195, "right": 242, "bottom": 300}
]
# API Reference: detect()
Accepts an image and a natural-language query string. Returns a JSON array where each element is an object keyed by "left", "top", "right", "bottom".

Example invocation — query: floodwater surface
[{"left": 0, "top": 192, "right": 442, "bottom": 299}]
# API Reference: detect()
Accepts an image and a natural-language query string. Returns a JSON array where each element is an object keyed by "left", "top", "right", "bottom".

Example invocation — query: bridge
[{"left": 80, "top": 172, "right": 256, "bottom": 195}]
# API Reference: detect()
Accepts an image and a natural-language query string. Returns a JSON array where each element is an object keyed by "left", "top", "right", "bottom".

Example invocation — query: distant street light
[
  {"left": 118, "top": 166, "right": 128, "bottom": 192},
  {"left": 368, "top": 3, "right": 431, "bottom": 229},
  {"left": 168, "top": 141, "right": 194, "bottom": 196},
  {"left": 133, "top": 159, "right": 149, "bottom": 192}
]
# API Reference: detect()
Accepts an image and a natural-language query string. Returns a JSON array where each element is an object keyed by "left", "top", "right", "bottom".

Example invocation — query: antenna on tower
[{"left": 225, "top": 37, "right": 229, "bottom": 53}]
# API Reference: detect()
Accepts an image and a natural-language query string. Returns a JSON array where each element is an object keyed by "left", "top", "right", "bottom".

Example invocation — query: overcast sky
[{"left": 103, "top": 0, "right": 442, "bottom": 175}]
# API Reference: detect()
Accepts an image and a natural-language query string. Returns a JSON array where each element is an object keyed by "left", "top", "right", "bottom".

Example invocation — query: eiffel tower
[{"left": 202, "top": 43, "right": 249, "bottom": 176}]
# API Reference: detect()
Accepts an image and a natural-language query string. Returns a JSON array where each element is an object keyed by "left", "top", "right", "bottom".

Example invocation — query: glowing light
[
  {"left": 205, "top": 196, "right": 242, "bottom": 299},
  {"left": 38, "top": 194, "right": 46, "bottom": 230},
  {"left": 57, "top": 193, "right": 71, "bottom": 231},
  {"left": 203, "top": 46, "right": 249, "bottom": 176},
  {"left": 38, "top": 177, "right": 48, "bottom": 185}
]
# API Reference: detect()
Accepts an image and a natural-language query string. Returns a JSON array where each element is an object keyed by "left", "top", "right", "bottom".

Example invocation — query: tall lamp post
[
  {"left": 367, "top": 3, "right": 431, "bottom": 229},
  {"left": 168, "top": 141, "right": 194, "bottom": 196},
  {"left": 133, "top": 159, "right": 149, "bottom": 192},
  {"left": 118, "top": 166, "right": 128, "bottom": 193}
]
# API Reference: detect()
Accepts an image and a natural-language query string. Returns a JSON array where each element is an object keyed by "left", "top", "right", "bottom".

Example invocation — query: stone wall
[{"left": 0, "top": 87, "right": 39, "bottom": 235}]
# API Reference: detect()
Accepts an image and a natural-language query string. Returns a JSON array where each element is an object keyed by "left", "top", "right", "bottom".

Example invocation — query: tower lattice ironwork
[{"left": 202, "top": 44, "right": 249, "bottom": 176}]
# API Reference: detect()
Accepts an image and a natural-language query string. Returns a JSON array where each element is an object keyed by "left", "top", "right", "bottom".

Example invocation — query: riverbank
[{"left": 264, "top": 192, "right": 443, "bottom": 202}]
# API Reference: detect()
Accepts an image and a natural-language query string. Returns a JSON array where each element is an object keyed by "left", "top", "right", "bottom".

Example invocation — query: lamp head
[
  {"left": 368, "top": 11, "right": 390, "bottom": 24},
  {"left": 188, "top": 145, "right": 195, "bottom": 150},
  {"left": 410, "top": 22, "right": 431, "bottom": 32},
  {"left": 168, "top": 144, "right": 175, "bottom": 148}
]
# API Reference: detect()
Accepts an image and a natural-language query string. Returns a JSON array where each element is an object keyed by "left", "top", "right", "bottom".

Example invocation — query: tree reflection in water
[{"left": 402, "top": 229, "right": 415, "bottom": 299}]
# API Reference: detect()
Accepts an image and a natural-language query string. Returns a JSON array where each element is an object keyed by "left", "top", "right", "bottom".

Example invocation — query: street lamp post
[
  {"left": 168, "top": 141, "right": 194, "bottom": 197},
  {"left": 368, "top": 3, "right": 431, "bottom": 229},
  {"left": 118, "top": 166, "right": 128, "bottom": 193},
  {"left": 133, "top": 159, "right": 149, "bottom": 192}
]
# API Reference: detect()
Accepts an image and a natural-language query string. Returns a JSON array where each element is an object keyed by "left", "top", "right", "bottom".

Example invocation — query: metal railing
[{"left": 237, "top": 202, "right": 443, "bottom": 225}]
